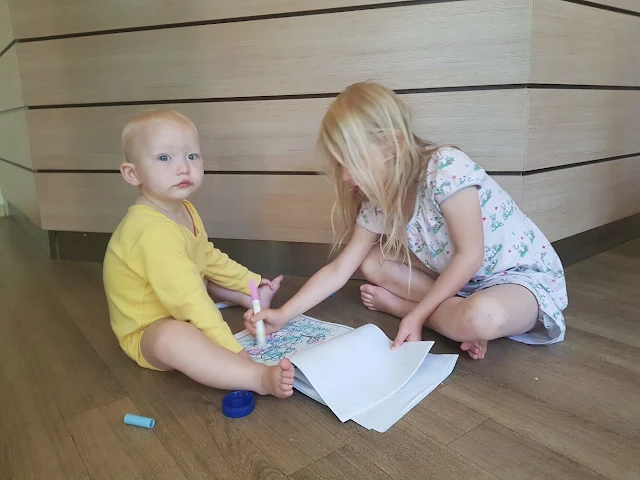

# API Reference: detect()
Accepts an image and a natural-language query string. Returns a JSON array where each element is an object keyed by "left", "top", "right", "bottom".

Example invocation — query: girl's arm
[
  {"left": 392, "top": 187, "right": 484, "bottom": 349},
  {"left": 244, "top": 225, "right": 379, "bottom": 334}
]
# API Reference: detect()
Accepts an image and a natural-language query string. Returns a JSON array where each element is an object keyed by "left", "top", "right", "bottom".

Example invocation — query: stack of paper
[{"left": 236, "top": 316, "right": 458, "bottom": 432}]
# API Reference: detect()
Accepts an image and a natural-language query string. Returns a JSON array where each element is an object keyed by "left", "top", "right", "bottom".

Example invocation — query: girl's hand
[
  {"left": 391, "top": 316, "right": 423, "bottom": 350},
  {"left": 243, "top": 307, "right": 288, "bottom": 335}
]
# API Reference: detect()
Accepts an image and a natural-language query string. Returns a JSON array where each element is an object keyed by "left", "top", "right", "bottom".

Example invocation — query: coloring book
[{"left": 236, "top": 315, "right": 458, "bottom": 432}]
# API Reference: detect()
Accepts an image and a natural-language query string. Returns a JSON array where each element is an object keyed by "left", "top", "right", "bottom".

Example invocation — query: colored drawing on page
[{"left": 235, "top": 315, "right": 353, "bottom": 365}]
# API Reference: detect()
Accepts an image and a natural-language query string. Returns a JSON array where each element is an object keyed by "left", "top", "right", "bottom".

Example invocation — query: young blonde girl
[{"left": 245, "top": 82, "right": 568, "bottom": 359}]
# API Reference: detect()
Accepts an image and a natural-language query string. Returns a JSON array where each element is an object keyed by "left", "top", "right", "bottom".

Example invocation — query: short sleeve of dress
[
  {"left": 356, "top": 201, "right": 384, "bottom": 234},
  {"left": 427, "top": 148, "right": 485, "bottom": 208}
]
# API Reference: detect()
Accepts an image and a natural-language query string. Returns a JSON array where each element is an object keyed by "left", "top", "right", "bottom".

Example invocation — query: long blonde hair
[{"left": 318, "top": 82, "right": 445, "bottom": 262}]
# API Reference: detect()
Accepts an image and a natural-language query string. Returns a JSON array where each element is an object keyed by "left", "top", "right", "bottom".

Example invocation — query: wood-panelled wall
[{"left": 1, "top": 0, "right": 639, "bottom": 246}]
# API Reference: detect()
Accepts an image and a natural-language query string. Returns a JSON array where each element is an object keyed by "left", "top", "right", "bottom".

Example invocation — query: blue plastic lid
[{"left": 222, "top": 391, "right": 255, "bottom": 418}]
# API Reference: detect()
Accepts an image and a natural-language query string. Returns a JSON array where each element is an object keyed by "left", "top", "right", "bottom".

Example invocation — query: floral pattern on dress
[{"left": 356, "top": 148, "right": 568, "bottom": 345}]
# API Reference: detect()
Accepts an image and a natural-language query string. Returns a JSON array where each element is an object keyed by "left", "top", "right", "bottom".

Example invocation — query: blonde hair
[
  {"left": 318, "top": 82, "right": 445, "bottom": 262},
  {"left": 121, "top": 110, "right": 197, "bottom": 163}
]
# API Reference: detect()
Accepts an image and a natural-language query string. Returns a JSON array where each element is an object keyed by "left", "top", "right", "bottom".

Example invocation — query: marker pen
[{"left": 248, "top": 279, "right": 267, "bottom": 347}]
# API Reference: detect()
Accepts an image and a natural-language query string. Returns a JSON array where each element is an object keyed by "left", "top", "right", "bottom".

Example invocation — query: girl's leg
[
  {"left": 205, "top": 275, "right": 283, "bottom": 309},
  {"left": 140, "top": 318, "right": 294, "bottom": 397},
  {"left": 357, "top": 248, "right": 539, "bottom": 359},
  {"left": 359, "top": 248, "right": 436, "bottom": 316},
  {"left": 426, "top": 284, "right": 539, "bottom": 359}
]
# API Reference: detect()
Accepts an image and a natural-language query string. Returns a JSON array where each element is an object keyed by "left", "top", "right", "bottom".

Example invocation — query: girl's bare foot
[
  {"left": 259, "top": 275, "right": 283, "bottom": 309},
  {"left": 360, "top": 284, "right": 415, "bottom": 318},
  {"left": 259, "top": 358, "right": 295, "bottom": 398},
  {"left": 460, "top": 340, "right": 488, "bottom": 360}
]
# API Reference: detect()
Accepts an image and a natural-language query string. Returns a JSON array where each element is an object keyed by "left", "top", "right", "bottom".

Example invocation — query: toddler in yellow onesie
[{"left": 103, "top": 110, "right": 294, "bottom": 398}]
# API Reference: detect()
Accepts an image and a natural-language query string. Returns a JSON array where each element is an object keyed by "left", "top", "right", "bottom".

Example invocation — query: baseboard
[
  {"left": 47, "top": 213, "right": 640, "bottom": 275},
  {"left": 551, "top": 214, "right": 640, "bottom": 267}
]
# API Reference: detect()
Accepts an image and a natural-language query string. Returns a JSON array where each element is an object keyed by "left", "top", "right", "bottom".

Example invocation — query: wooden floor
[{"left": 1, "top": 217, "right": 639, "bottom": 480}]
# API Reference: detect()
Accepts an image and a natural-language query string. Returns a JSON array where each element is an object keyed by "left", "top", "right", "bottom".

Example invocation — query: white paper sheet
[
  {"left": 293, "top": 370, "right": 326, "bottom": 405},
  {"left": 290, "top": 324, "right": 434, "bottom": 422},
  {"left": 351, "top": 353, "right": 458, "bottom": 432}
]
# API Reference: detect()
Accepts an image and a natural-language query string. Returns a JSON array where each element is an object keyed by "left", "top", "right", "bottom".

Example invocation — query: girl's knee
[{"left": 458, "top": 296, "right": 508, "bottom": 340}]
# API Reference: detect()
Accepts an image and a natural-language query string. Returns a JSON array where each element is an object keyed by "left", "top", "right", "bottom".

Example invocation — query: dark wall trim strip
[
  {"left": 32, "top": 152, "right": 640, "bottom": 177},
  {"left": 522, "top": 153, "right": 640, "bottom": 175},
  {"left": 28, "top": 84, "right": 527, "bottom": 110},
  {"left": 17, "top": 0, "right": 466, "bottom": 42},
  {"left": 0, "top": 39, "right": 17, "bottom": 60},
  {"left": 528, "top": 84, "right": 640, "bottom": 91},
  {"left": 27, "top": 83, "right": 640, "bottom": 111},
  {"left": 0, "top": 157, "right": 35, "bottom": 172},
  {"left": 561, "top": 0, "right": 640, "bottom": 18}
]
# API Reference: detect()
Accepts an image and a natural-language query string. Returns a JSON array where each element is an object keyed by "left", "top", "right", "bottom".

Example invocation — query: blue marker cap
[
  {"left": 222, "top": 391, "right": 255, "bottom": 418},
  {"left": 124, "top": 413, "right": 155, "bottom": 429}
]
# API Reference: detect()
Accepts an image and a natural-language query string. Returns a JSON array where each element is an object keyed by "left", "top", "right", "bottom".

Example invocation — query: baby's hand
[{"left": 243, "top": 308, "right": 288, "bottom": 336}]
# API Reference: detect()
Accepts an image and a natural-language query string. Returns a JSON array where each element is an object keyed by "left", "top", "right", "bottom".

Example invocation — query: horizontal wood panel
[
  {"left": 28, "top": 90, "right": 528, "bottom": 172},
  {"left": 531, "top": 0, "right": 640, "bottom": 86},
  {"left": 36, "top": 173, "right": 335, "bottom": 242},
  {"left": 17, "top": 0, "right": 532, "bottom": 105},
  {"left": 0, "top": 161, "right": 40, "bottom": 225},
  {"left": 8, "top": 0, "right": 404, "bottom": 39},
  {"left": 0, "top": 0, "right": 13, "bottom": 51},
  {"left": 0, "top": 45, "right": 23, "bottom": 112},
  {"left": 526, "top": 89, "right": 640, "bottom": 170},
  {"left": 524, "top": 156, "right": 640, "bottom": 242},
  {"left": 36, "top": 173, "right": 523, "bottom": 242},
  {"left": 0, "top": 108, "right": 31, "bottom": 168}
]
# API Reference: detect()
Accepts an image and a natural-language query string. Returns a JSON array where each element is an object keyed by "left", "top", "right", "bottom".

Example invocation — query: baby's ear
[{"left": 120, "top": 162, "right": 141, "bottom": 186}]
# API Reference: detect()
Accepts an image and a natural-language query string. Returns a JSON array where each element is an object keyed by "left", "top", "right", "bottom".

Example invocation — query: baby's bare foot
[
  {"left": 460, "top": 340, "right": 488, "bottom": 360},
  {"left": 259, "top": 275, "right": 283, "bottom": 309},
  {"left": 260, "top": 359, "right": 295, "bottom": 398},
  {"left": 360, "top": 284, "right": 414, "bottom": 318}
]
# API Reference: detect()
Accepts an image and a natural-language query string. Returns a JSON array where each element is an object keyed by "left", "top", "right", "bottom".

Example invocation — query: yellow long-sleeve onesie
[{"left": 103, "top": 201, "right": 260, "bottom": 370}]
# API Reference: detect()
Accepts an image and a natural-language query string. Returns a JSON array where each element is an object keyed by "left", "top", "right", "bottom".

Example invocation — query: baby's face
[{"left": 130, "top": 118, "right": 204, "bottom": 202}]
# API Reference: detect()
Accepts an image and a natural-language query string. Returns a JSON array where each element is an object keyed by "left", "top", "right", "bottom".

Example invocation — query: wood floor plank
[
  {"left": 66, "top": 397, "right": 188, "bottom": 480},
  {"left": 1, "top": 219, "right": 639, "bottom": 480},
  {"left": 490, "top": 333, "right": 640, "bottom": 404},
  {"left": 563, "top": 293, "right": 640, "bottom": 348},
  {"left": 103, "top": 358, "right": 290, "bottom": 480},
  {"left": 39, "top": 260, "right": 289, "bottom": 480},
  {"left": 199, "top": 390, "right": 346, "bottom": 476},
  {"left": 287, "top": 391, "right": 347, "bottom": 438},
  {"left": 0, "top": 313, "right": 87, "bottom": 480},
  {"left": 460, "top": 340, "right": 640, "bottom": 440},
  {"left": 441, "top": 374, "right": 640, "bottom": 480},
  {"left": 290, "top": 445, "right": 392, "bottom": 480},
  {"left": 402, "top": 391, "right": 487, "bottom": 445},
  {"left": 0, "top": 221, "right": 127, "bottom": 418},
  {"left": 449, "top": 420, "right": 606, "bottom": 480},
  {"left": 555, "top": 327, "right": 640, "bottom": 375},
  {"left": 343, "top": 420, "right": 500, "bottom": 480}
]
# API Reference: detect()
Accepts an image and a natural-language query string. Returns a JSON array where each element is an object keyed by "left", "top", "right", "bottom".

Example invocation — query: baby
[{"left": 103, "top": 110, "right": 294, "bottom": 397}]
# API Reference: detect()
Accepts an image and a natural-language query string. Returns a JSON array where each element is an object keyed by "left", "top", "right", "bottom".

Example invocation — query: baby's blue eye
[
  {"left": 188, "top": 153, "right": 198, "bottom": 161},
  {"left": 159, "top": 155, "right": 170, "bottom": 162}
]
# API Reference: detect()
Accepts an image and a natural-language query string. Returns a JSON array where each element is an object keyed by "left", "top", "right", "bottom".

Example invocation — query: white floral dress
[{"left": 357, "top": 148, "right": 568, "bottom": 345}]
